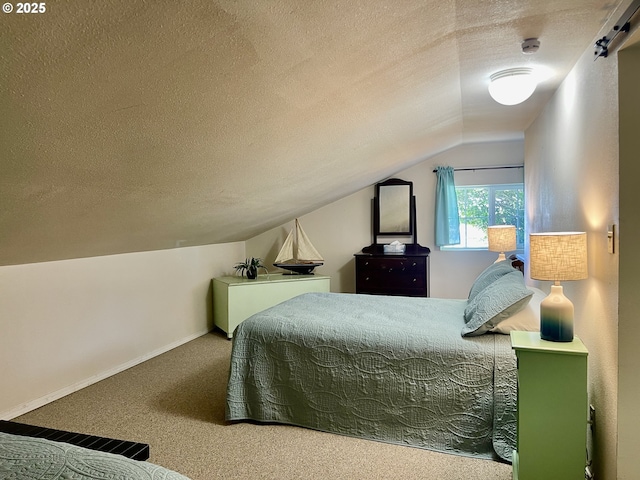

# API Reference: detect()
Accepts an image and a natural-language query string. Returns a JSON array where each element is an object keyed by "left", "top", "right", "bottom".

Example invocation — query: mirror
[
  {"left": 375, "top": 179, "right": 414, "bottom": 237},
  {"left": 379, "top": 185, "right": 411, "bottom": 233}
]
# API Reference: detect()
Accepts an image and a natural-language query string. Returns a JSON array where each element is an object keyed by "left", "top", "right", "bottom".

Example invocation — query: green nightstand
[{"left": 510, "top": 331, "right": 588, "bottom": 480}]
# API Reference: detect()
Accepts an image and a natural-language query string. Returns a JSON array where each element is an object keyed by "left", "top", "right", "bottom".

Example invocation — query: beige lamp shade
[
  {"left": 488, "top": 225, "right": 517, "bottom": 252},
  {"left": 529, "top": 232, "right": 588, "bottom": 282}
]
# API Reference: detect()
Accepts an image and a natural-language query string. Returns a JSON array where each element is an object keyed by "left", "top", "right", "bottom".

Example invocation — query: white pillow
[{"left": 490, "top": 287, "right": 545, "bottom": 334}]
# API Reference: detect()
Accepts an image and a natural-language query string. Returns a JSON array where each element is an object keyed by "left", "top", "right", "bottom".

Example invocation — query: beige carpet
[{"left": 14, "top": 332, "right": 512, "bottom": 480}]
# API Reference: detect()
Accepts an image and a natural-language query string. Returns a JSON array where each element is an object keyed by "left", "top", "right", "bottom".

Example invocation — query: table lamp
[
  {"left": 529, "top": 232, "right": 588, "bottom": 342},
  {"left": 488, "top": 225, "right": 516, "bottom": 263}
]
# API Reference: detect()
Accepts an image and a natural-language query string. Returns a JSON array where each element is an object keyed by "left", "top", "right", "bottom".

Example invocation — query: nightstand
[
  {"left": 212, "top": 274, "right": 330, "bottom": 338},
  {"left": 510, "top": 331, "right": 588, "bottom": 480}
]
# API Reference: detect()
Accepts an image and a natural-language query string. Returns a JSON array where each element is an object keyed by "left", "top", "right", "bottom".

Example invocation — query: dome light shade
[{"left": 489, "top": 68, "right": 537, "bottom": 105}]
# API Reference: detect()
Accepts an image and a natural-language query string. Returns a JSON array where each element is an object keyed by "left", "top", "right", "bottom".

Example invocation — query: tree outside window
[{"left": 444, "top": 183, "right": 524, "bottom": 250}]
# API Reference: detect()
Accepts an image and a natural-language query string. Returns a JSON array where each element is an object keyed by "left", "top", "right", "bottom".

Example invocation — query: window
[{"left": 443, "top": 183, "right": 524, "bottom": 250}]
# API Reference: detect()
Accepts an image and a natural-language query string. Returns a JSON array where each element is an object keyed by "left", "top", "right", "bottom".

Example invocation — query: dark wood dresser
[{"left": 354, "top": 244, "right": 430, "bottom": 297}]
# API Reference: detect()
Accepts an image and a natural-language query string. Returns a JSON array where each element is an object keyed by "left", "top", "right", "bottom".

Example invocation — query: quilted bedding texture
[
  {"left": 0, "top": 432, "right": 190, "bottom": 480},
  {"left": 226, "top": 292, "right": 517, "bottom": 461}
]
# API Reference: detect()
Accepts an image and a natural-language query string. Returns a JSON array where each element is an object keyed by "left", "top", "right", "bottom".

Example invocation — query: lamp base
[
  {"left": 494, "top": 252, "right": 507, "bottom": 263},
  {"left": 540, "top": 284, "right": 574, "bottom": 342}
]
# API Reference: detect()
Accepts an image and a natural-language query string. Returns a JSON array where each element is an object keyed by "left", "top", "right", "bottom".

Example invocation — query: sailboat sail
[
  {"left": 274, "top": 228, "right": 295, "bottom": 264},
  {"left": 274, "top": 219, "right": 323, "bottom": 273},
  {"left": 296, "top": 225, "right": 323, "bottom": 261}
]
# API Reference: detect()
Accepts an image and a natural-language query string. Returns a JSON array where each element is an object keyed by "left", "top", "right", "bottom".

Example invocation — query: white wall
[
  {"left": 0, "top": 242, "right": 244, "bottom": 419},
  {"left": 246, "top": 188, "right": 373, "bottom": 294},
  {"left": 247, "top": 140, "right": 524, "bottom": 298},
  {"left": 524, "top": 43, "right": 620, "bottom": 479}
]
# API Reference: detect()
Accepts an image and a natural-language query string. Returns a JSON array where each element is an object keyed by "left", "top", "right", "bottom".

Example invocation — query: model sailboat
[{"left": 273, "top": 219, "right": 324, "bottom": 274}]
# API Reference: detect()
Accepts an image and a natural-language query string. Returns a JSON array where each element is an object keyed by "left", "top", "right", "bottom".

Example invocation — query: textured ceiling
[{"left": 0, "top": 0, "right": 626, "bottom": 266}]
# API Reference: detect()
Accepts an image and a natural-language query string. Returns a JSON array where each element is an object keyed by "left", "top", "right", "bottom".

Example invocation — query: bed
[
  {"left": 226, "top": 261, "right": 542, "bottom": 462},
  {"left": 0, "top": 431, "right": 190, "bottom": 480}
]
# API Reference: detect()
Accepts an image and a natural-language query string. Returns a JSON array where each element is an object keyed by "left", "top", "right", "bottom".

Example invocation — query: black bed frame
[{"left": 0, "top": 420, "right": 150, "bottom": 461}]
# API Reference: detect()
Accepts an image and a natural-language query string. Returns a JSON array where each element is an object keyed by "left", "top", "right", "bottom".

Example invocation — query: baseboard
[{"left": 1, "top": 329, "right": 210, "bottom": 421}]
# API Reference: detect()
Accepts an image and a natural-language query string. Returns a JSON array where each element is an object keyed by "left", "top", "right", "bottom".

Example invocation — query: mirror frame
[{"left": 374, "top": 178, "right": 415, "bottom": 237}]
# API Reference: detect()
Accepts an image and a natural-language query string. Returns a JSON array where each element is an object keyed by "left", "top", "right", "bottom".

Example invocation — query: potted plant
[{"left": 234, "top": 257, "right": 268, "bottom": 279}]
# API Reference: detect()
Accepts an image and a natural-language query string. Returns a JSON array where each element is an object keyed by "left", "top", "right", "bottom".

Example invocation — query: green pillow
[
  {"left": 468, "top": 260, "right": 517, "bottom": 300},
  {"left": 462, "top": 270, "right": 534, "bottom": 337}
]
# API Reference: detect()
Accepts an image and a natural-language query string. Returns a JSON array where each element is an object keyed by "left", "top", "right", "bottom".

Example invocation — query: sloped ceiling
[{"left": 0, "top": 0, "right": 624, "bottom": 266}]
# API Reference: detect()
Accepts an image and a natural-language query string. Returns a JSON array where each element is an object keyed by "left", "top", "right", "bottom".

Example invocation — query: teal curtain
[{"left": 435, "top": 166, "right": 460, "bottom": 246}]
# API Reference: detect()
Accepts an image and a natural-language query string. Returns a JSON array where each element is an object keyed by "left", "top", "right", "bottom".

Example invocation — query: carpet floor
[{"left": 14, "top": 331, "right": 512, "bottom": 479}]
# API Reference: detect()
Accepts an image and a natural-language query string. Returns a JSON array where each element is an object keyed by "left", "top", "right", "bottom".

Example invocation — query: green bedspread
[
  {"left": 0, "top": 432, "right": 190, "bottom": 480},
  {"left": 226, "top": 292, "right": 517, "bottom": 461}
]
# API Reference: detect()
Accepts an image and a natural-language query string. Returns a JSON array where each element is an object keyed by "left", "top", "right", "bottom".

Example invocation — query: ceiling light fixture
[{"left": 488, "top": 67, "right": 537, "bottom": 106}]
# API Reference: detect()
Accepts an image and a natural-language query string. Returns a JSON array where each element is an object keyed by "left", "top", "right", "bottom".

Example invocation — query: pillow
[
  {"left": 490, "top": 287, "right": 545, "bottom": 334},
  {"left": 462, "top": 270, "right": 534, "bottom": 337},
  {"left": 468, "top": 260, "right": 518, "bottom": 301}
]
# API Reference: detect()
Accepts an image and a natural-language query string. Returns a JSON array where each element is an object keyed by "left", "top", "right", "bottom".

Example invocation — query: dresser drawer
[
  {"left": 357, "top": 257, "right": 425, "bottom": 286},
  {"left": 357, "top": 256, "right": 425, "bottom": 273},
  {"left": 355, "top": 254, "right": 429, "bottom": 297}
]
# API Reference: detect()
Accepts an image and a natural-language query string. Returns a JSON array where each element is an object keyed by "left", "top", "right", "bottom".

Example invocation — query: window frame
[{"left": 440, "top": 182, "right": 525, "bottom": 252}]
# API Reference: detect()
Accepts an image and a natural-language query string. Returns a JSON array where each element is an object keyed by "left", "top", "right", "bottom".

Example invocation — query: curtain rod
[{"left": 432, "top": 165, "right": 523, "bottom": 173}]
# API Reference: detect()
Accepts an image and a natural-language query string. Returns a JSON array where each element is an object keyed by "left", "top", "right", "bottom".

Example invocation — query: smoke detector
[{"left": 522, "top": 38, "right": 540, "bottom": 54}]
